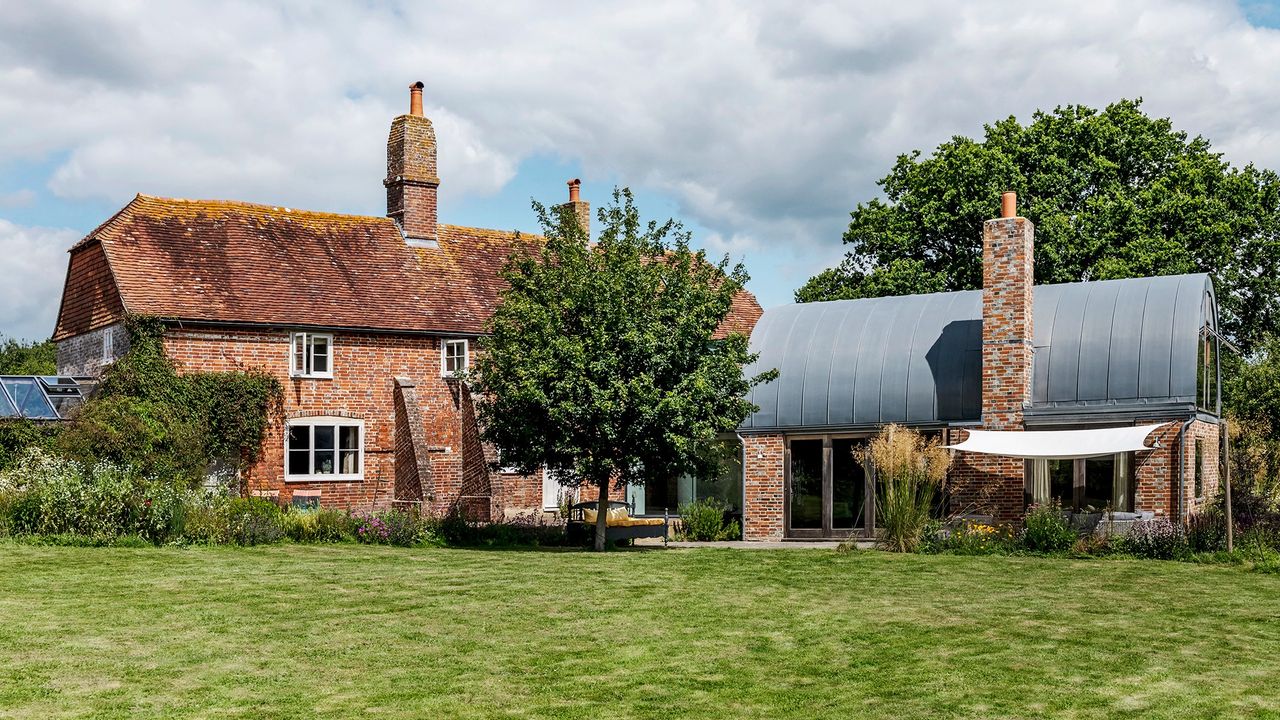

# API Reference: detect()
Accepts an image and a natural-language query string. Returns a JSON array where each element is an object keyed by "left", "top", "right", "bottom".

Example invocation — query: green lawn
[{"left": 2, "top": 545, "right": 1279, "bottom": 719}]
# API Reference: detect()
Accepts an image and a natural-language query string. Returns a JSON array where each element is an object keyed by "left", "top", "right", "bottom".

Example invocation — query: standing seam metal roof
[{"left": 741, "top": 273, "right": 1215, "bottom": 431}]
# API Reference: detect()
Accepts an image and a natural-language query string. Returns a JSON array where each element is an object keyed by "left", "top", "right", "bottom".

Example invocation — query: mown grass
[{"left": 1, "top": 544, "right": 1279, "bottom": 719}]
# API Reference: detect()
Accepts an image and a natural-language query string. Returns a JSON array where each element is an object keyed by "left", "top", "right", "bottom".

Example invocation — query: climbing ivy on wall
[{"left": 51, "top": 315, "right": 284, "bottom": 484}]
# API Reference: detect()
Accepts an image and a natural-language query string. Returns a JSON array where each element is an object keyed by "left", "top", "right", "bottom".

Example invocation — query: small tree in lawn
[{"left": 472, "top": 188, "right": 775, "bottom": 550}]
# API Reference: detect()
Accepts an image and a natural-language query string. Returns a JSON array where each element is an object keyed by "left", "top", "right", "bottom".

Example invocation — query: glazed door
[
  {"left": 787, "top": 437, "right": 871, "bottom": 538},
  {"left": 787, "top": 439, "right": 825, "bottom": 537}
]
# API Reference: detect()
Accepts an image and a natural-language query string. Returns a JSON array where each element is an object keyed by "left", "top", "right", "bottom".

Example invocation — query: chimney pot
[
  {"left": 568, "top": 178, "right": 581, "bottom": 203},
  {"left": 409, "top": 81, "right": 424, "bottom": 117},
  {"left": 1001, "top": 191, "right": 1017, "bottom": 219}
]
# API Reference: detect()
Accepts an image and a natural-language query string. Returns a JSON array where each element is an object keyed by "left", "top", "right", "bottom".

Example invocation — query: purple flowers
[{"left": 353, "top": 510, "right": 420, "bottom": 546}]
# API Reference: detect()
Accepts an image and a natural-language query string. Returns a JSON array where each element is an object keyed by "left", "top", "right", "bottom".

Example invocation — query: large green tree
[
  {"left": 0, "top": 336, "right": 55, "bottom": 375},
  {"left": 472, "top": 189, "right": 774, "bottom": 550},
  {"left": 797, "top": 99, "right": 1280, "bottom": 353}
]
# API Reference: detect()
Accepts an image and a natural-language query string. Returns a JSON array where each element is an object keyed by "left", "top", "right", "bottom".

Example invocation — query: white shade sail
[{"left": 944, "top": 424, "right": 1165, "bottom": 460}]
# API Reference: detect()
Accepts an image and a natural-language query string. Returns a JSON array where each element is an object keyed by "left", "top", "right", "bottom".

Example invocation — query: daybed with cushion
[{"left": 567, "top": 500, "right": 669, "bottom": 545}]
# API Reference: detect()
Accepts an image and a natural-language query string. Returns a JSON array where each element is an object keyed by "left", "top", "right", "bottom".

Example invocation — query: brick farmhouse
[
  {"left": 50, "top": 82, "right": 760, "bottom": 520},
  {"left": 52, "top": 84, "right": 1222, "bottom": 537}
]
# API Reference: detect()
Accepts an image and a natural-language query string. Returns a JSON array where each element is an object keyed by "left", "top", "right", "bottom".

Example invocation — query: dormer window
[
  {"left": 442, "top": 339, "right": 469, "bottom": 377},
  {"left": 291, "top": 332, "right": 333, "bottom": 378}
]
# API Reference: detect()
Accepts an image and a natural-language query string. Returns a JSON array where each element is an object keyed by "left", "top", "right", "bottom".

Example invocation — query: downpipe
[
  {"left": 736, "top": 432, "right": 748, "bottom": 539},
  {"left": 1176, "top": 417, "right": 1195, "bottom": 524}
]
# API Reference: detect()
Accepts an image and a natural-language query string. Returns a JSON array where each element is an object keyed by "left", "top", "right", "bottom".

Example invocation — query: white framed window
[
  {"left": 441, "top": 338, "right": 469, "bottom": 377},
  {"left": 542, "top": 468, "right": 570, "bottom": 511},
  {"left": 290, "top": 332, "right": 333, "bottom": 378},
  {"left": 102, "top": 329, "right": 114, "bottom": 364},
  {"left": 285, "top": 416, "right": 363, "bottom": 481}
]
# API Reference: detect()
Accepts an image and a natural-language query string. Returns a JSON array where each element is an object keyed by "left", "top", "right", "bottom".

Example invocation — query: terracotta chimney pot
[
  {"left": 568, "top": 178, "right": 581, "bottom": 203},
  {"left": 1001, "top": 191, "right": 1017, "bottom": 219},
  {"left": 409, "top": 81, "right": 424, "bottom": 117}
]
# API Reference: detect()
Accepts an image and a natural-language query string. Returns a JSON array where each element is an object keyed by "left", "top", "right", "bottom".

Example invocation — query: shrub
[
  {"left": 925, "top": 519, "right": 1016, "bottom": 555},
  {"left": 863, "top": 424, "right": 950, "bottom": 553},
  {"left": 1070, "top": 533, "right": 1118, "bottom": 557},
  {"left": 283, "top": 508, "right": 356, "bottom": 543},
  {"left": 677, "top": 498, "right": 740, "bottom": 541},
  {"left": 1187, "top": 511, "right": 1227, "bottom": 553},
  {"left": 1021, "top": 503, "right": 1077, "bottom": 553},
  {"left": 6, "top": 492, "right": 42, "bottom": 535},
  {"left": 178, "top": 496, "right": 227, "bottom": 545},
  {"left": 1120, "top": 518, "right": 1189, "bottom": 560},
  {"left": 354, "top": 509, "right": 422, "bottom": 547},
  {"left": 220, "top": 497, "right": 284, "bottom": 546},
  {"left": 479, "top": 511, "right": 572, "bottom": 547},
  {"left": 420, "top": 506, "right": 571, "bottom": 547}
]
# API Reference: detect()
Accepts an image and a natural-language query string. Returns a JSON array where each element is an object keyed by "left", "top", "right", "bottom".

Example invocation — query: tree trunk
[{"left": 594, "top": 478, "right": 609, "bottom": 552}]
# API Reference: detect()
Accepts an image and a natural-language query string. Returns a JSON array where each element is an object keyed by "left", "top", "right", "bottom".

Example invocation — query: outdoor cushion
[
  {"left": 580, "top": 507, "right": 661, "bottom": 527},
  {"left": 612, "top": 517, "right": 665, "bottom": 527}
]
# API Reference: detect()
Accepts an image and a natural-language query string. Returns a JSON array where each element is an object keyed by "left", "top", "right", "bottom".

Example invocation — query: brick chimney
[
  {"left": 385, "top": 81, "right": 439, "bottom": 244},
  {"left": 559, "top": 178, "right": 590, "bottom": 237},
  {"left": 981, "top": 191, "right": 1034, "bottom": 430}
]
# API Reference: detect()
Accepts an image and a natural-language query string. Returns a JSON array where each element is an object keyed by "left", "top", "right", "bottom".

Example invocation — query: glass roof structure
[{"left": 0, "top": 376, "right": 87, "bottom": 421}]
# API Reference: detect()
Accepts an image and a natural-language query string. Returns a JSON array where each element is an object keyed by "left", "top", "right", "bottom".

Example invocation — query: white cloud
[
  {"left": 0, "top": 189, "right": 35, "bottom": 208},
  {"left": 0, "top": 0, "right": 1279, "bottom": 309},
  {"left": 0, "top": 220, "right": 79, "bottom": 342}
]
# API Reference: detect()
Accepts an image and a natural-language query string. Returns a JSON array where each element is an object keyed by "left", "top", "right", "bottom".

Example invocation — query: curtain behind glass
[
  {"left": 1113, "top": 452, "right": 1132, "bottom": 512},
  {"left": 1031, "top": 459, "right": 1050, "bottom": 505}
]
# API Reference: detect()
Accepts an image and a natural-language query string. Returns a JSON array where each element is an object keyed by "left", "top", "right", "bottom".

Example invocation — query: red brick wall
[
  {"left": 961, "top": 215, "right": 1037, "bottom": 521},
  {"left": 162, "top": 327, "right": 544, "bottom": 516},
  {"left": 385, "top": 112, "right": 439, "bottom": 241},
  {"left": 946, "top": 428, "right": 1026, "bottom": 522},
  {"left": 1103, "top": 419, "right": 1220, "bottom": 521},
  {"left": 981, "top": 216, "right": 1035, "bottom": 430},
  {"left": 742, "top": 433, "right": 784, "bottom": 540}
]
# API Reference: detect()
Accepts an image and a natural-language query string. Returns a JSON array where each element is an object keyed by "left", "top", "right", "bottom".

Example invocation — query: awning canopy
[{"left": 944, "top": 424, "right": 1165, "bottom": 460}]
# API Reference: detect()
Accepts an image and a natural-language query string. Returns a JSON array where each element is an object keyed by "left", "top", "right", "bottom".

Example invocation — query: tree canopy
[
  {"left": 797, "top": 99, "right": 1280, "bottom": 353},
  {"left": 471, "top": 188, "right": 774, "bottom": 549},
  {"left": 0, "top": 336, "right": 55, "bottom": 375}
]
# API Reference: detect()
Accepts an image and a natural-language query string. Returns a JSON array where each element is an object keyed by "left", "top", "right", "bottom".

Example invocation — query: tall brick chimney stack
[
  {"left": 385, "top": 81, "right": 439, "bottom": 244},
  {"left": 559, "top": 179, "right": 590, "bottom": 237},
  {"left": 981, "top": 191, "right": 1034, "bottom": 430}
]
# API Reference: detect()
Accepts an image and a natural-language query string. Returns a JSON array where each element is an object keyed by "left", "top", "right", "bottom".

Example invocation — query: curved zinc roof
[{"left": 741, "top": 273, "right": 1215, "bottom": 431}]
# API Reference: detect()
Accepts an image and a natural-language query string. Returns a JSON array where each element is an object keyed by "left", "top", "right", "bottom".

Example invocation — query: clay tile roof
[{"left": 67, "top": 194, "right": 762, "bottom": 339}]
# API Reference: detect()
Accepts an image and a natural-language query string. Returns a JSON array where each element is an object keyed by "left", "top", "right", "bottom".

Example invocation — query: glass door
[
  {"left": 788, "top": 436, "right": 871, "bottom": 538},
  {"left": 832, "top": 439, "right": 868, "bottom": 534},
  {"left": 788, "top": 439, "right": 824, "bottom": 536}
]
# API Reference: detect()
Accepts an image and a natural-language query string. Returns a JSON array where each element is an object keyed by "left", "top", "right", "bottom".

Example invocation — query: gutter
[{"left": 166, "top": 318, "right": 482, "bottom": 339}]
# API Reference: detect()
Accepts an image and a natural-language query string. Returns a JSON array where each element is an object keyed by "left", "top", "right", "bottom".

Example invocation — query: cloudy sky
[{"left": 2, "top": 1, "right": 1280, "bottom": 341}]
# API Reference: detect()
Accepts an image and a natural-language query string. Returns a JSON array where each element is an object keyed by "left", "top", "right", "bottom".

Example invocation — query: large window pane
[
  {"left": 1048, "top": 459, "right": 1073, "bottom": 508},
  {"left": 1, "top": 378, "right": 56, "bottom": 419},
  {"left": 287, "top": 425, "right": 311, "bottom": 475},
  {"left": 339, "top": 426, "right": 360, "bottom": 474},
  {"left": 789, "top": 439, "right": 823, "bottom": 529},
  {"left": 313, "top": 425, "right": 335, "bottom": 474},
  {"left": 311, "top": 336, "right": 329, "bottom": 374},
  {"left": 644, "top": 476, "right": 678, "bottom": 515},
  {"left": 695, "top": 439, "right": 743, "bottom": 512},
  {"left": 288, "top": 450, "right": 311, "bottom": 476},
  {"left": 0, "top": 386, "right": 17, "bottom": 418},
  {"left": 1083, "top": 455, "right": 1115, "bottom": 511},
  {"left": 832, "top": 439, "right": 866, "bottom": 529}
]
